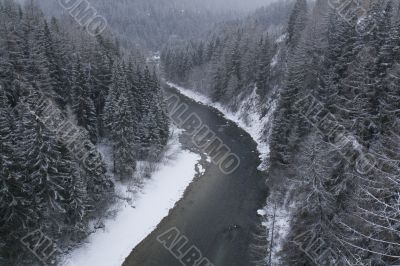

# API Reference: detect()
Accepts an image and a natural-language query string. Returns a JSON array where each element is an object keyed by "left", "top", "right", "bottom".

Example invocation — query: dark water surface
[{"left": 123, "top": 86, "right": 268, "bottom": 266}]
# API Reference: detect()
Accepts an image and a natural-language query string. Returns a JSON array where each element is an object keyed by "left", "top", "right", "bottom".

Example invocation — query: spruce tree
[
  {"left": 113, "top": 94, "right": 136, "bottom": 180},
  {"left": 286, "top": 0, "right": 308, "bottom": 50},
  {"left": 72, "top": 60, "right": 98, "bottom": 143},
  {"left": 256, "top": 37, "right": 271, "bottom": 98}
]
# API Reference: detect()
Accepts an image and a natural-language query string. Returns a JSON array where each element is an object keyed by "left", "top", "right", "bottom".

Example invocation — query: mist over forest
[
  {"left": 1, "top": 0, "right": 399, "bottom": 265},
  {"left": 17, "top": 0, "right": 282, "bottom": 50}
]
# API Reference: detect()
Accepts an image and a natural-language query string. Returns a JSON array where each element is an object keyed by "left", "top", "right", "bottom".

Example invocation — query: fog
[
  {"left": 17, "top": 0, "right": 279, "bottom": 13},
  {"left": 16, "top": 0, "right": 285, "bottom": 50},
  {"left": 191, "top": 0, "right": 279, "bottom": 11}
]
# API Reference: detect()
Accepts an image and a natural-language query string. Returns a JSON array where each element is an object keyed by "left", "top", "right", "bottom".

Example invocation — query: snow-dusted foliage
[
  {"left": 63, "top": 129, "right": 201, "bottom": 266},
  {"left": 270, "top": 0, "right": 400, "bottom": 264},
  {"left": 168, "top": 82, "right": 278, "bottom": 171},
  {"left": 0, "top": 1, "right": 169, "bottom": 264},
  {"left": 162, "top": 0, "right": 400, "bottom": 264}
]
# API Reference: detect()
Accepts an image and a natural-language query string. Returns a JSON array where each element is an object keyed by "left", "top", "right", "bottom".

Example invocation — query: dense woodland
[
  {"left": 162, "top": 0, "right": 400, "bottom": 264},
  {"left": 0, "top": 0, "right": 168, "bottom": 264},
  {"left": 34, "top": 0, "right": 281, "bottom": 52},
  {"left": 272, "top": 0, "right": 400, "bottom": 264},
  {"left": 34, "top": 0, "right": 235, "bottom": 51},
  {"left": 2, "top": 0, "right": 400, "bottom": 265},
  {"left": 161, "top": 0, "right": 293, "bottom": 103}
]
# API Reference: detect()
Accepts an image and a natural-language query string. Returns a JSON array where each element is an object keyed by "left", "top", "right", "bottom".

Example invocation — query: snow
[
  {"left": 271, "top": 34, "right": 285, "bottom": 67},
  {"left": 62, "top": 129, "right": 200, "bottom": 266},
  {"left": 166, "top": 80, "right": 287, "bottom": 262},
  {"left": 167, "top": 81, "right": 277, "bottom": 171},
  {"left": 259, "top": 190, "right": 296, "bottom": 265},
  {"left": 257, "top": 209, "right": 267, "bottom": 216},
  {"left": 152, "top": 55, "right": 160, "bottom": 61},
  {"left": 166, "top": 40, "right": 282, "bottom": 263},
  {"left": 198, "top": 164, "right": 206, "bottom": 175},
  {"left": 97, "top": 143, "right": 114, "bottom": 175},
  {"left": 276, "top": 33, "right": 286, "bottom": 44},
  {"left": 271, "top": 54, "right": 279, "bottom": 67}
]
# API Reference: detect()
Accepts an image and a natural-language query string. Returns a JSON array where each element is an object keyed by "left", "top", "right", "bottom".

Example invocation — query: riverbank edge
[
  {"left": 61, "top": 128, "right": 201, "bottom": 266},
  {"left": 165, "top": 82, "right": 293, "bottom": 265}
]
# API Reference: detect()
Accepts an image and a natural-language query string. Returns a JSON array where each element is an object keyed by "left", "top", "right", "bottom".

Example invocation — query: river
[{"left": 123, "top": 85, "right": 268, "bottom": 266}]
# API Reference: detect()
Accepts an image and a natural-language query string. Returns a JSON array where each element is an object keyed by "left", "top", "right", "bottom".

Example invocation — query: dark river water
[{"left": 123, "top": 85, "right": 268, "bottom": 266}]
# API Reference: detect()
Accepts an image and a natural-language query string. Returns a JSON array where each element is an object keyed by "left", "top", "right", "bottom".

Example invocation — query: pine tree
[
  {"left": 49, "top": 17, "right": 74, "bottom": 105},
  {"left": 92, "top": 46, "right": 112, "bottom": 137},
  {"left": 103, "top": 62, "right": 124, "bottom": 132},
  {"left": 57, "top": 144, "right": 87, "bottom": 237},
  {"left": 26, "top": 17, "right": 55, "bottom": 99},
  {"left": 151, "top": 72, "right": 169, "bottom": 148},
  {"left": 41, "top": 21, "right": 66, "bottom": 107},
  {"left": 113, "top": 95, "right": 136, "bottom": 180},
  {"left": 286, "top": 0, "right": 308, "bottom": 50},
  {"left": 0, "top": 5, "right": 26, "bottom": 101},
  {"left": 20, "top": 105, "right": 66, "bottom": 234},
  {"left": 0, "top": 87, "right": 35, "bottom": 238},
  {"left": 373, "top": 1, "right": 394, "bottom": 128},
  {"left": 256, "top": 37, "right": 271, "bottom": 98},
  {"left": 72, "top": 60, "right": 98, "bottom": 143}
]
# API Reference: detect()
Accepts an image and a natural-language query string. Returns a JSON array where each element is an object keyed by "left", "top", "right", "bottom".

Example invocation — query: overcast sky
[
  {"left": 190, "top": 0, "right": 279, "bottom": 11},
  {"left": 17, "top": 0, "right": 279, "bottom": 12}
]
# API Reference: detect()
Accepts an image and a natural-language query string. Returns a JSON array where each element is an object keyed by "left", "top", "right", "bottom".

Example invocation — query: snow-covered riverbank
[
  {"left": 166, "top": 82, "right": 291, "bottom": 265},
  {"left": 62, "top": 130, "right": 201, "bottom": 266},
  {"left": 166, "top": 81, "right": 277, "bottom": 171}
]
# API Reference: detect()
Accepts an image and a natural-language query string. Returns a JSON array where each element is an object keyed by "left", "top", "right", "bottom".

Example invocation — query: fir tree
[
  {"left": 113, "top": 95, "right": 136, "bottom": 180},
  {"left": 72, "top": 60, "right": 98, "bottom": 143},
  {"left": 286, "top": 0, "right": 308, "bottom": 50}
]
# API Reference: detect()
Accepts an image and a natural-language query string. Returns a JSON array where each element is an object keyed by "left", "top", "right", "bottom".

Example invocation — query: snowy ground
[
  {"left": 62, "top": 129, "right": 201, "bottom": 266},
  {"left": 166, "top": 81, "right": 277, "bottom": 171},
  {"left": 257, "top": 189, "right": 296, "bottom": 265},
  {"left": 166, "top": 81, "right": 290, "bottom": 264}
]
